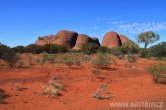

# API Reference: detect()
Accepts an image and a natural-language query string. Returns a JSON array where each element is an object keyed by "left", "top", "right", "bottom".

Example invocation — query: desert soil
[{"left": 0, "top": 58, "right": 165, "bottom": 110}]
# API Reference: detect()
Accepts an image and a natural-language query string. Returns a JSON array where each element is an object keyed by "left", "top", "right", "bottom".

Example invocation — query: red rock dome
[
  {"left": 101, "top": 32, "right": 122, "bottom": 48},
  {"left": 55, "top": 30, "right": 78, "bottom": 48},
  {"left": 73, "top": 34, "right": 91, "bottom": 49},
  {"left": 119, "top": 35, "right": 132, "bottom": 44},
  {"left": 35, "top": 35, "right": 56, "bottom": 45}
]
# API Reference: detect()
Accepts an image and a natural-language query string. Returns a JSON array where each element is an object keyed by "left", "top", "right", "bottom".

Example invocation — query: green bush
[
  {"left": 98, "top": 46, "right": 110, "bottom": 53},
  {"left": 147, "top": 63, "right": 166, "bottom": 84},
  {"left": 43, "top": 44, "right": 68, "bottom": 54},
  {"left": 81, "top": 43, "right": 99, "bottom": 55},
  {"left": 92, "top": 53, "right": 111, "bottom": 68},
  {"left": 147, "top": 42, "right": 166, "bottom": 59},
  {"left": 0, "top": 43, "right": 11, "bottom": 58},
  {"left": 2, "top": 51, "right": 20, "bottom": 68},
  {"left": 120, "top": 41, "right": 139, "bottom": 54},
  {"left": 139, "top": 49, "right": 148, "bottom": 58},
  {"left": 26, "top": 44, "right": 43, "bottom": 54},
  {"left": 110, "top": 47, "right": 122, "bottom": 56},
  {"left": 12, "top": 46, "right": 26, "bottom": 53}
]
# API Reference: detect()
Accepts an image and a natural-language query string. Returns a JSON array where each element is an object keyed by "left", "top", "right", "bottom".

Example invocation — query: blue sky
[{"left": 0, "top": 0, "right": 166, "bottom": 47}]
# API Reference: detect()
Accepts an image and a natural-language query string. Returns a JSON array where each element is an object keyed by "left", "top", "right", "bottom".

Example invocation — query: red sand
[{"left": 0, "top": 58, "right": 165, "bottom": 110}]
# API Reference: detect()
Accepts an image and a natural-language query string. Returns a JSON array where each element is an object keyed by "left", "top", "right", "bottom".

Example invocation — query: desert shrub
[
  {"left": 120, "top": 41, "right": 139, "bottom": 54},
  {"left": 26, "top": 44, "right": 43, "bottom": 54},
  {"left": 147, "top": 42, "right": 166, "bottom": 59},
  {"left": 12, "top": 46, "right": 26, "bottom": 53},
  {"left": 61, "top": 53, "right": 80, "bottom": 66},
  {"left": 0, "top": 89, "right": 7, "bottom": 104},
  {"left": 43, "top": 77, "right": 64, "bottom": 97},
  {"left": 117, "top": 54, "right": 125, "bottom": 60},
  {"left": 18, "top": 60, "right": 25, "bottom": 68},
  {"left": 92, "top": 53, "right": 111, "bottom": 68},
  {"left": 2, "top": 51, "right": 20, "bottom": 68},
  {"left": 81, "top": 43, "right": 99, "bottom": 55},
  {"left": 110, "top": 47, "right": 123, "bottom": 56},
  {"left": 147, "top": 63, "right": 166, "bottom": 84},
  {"left": 126, "top": 55, "right": 137, "bottom": 63},
  {"left": 91, "top": 83, "right": 111, "bottom": 100},
  {"left": 41, "top": 53, "right": 55, "bottom": 64},
  {"left": 92, "top": 69, "right": 101, "bottom": 75},
  {"left": 58, "top": 45, "right": 68, "bottom": 53},
  {"left": 82, "top": 55, "right": 91, "bottom": 62},
  {"left": 0, "top": 44, "right": 11, "bottom": 58},
  {"left": 139, "top": 49, "right": 148, "bottom": 58},
  {"left": 98, "top": 46, "right": 110, "bottom": 53}
]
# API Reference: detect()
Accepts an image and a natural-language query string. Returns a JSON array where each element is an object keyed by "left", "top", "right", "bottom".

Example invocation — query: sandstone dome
[{"left": 101, "top": 32, "right": 122, "bottom": 48}]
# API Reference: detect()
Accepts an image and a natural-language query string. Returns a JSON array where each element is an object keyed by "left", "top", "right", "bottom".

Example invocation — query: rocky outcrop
[
  {"left": 91, "top": 37, "right": 100, "bottom": 46},
  {"left": 55, "top": 30, "right": 78, "bottom": 48},
  {"left": 73, "top": 34, "right": 91, "bottom": 49},
  {"left": 101, "top": 32, "right": 122, "bottom": 48},
  {"left": 35, "top": 30, "right": 134, "bottom": 49},
  {"left": 35, "top": 35, "right": 56, "bottom": 45},
  {"left": 119, "top": 35, "right": 132, "bottom": 44}
]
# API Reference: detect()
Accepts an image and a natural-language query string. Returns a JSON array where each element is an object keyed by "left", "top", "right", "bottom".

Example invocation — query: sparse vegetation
[
  {"left": 126, "top": 55, "right": 137, "bottom": 63},
  {"left": 147, "top": 63, "right": 166, "bottom": 84},
  {"left": 92, "top": 69, "right": 101, "bottom": 75},
  {"left": 41, "top": 53, "right": 55, "bottom": 64},
  {"left": 92, "top": 53, "right": 111, "bottom": 68},
  {"left": 98, "top": 46, "right": 110, "bottom": 53},
  {"left": 91, "top": 84, "right": 111, "bottom": 100},
  {"left": 61, "top": 53, "right": 81, "bottom": 66},
  {"left": 110, "top": 47, "right": 122, "bottom": 56},
  {"left": 43, "top": 77, "right": 64, "bottom": 97}
]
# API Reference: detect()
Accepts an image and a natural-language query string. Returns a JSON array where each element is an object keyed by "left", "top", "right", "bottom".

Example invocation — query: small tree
[
  {"left": 81, "top": 43, "right": 99, "bottom": 55},
  {"left": 2, "top": 51, "right": 20, "bottom": 68},
  {"left": 137, "top": 31, "right": 160, "bottom": 50}
]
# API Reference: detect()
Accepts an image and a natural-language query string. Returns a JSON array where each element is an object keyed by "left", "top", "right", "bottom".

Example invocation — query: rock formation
[
  {"left": 91, "top": 37, "right": 100, "bottom": 46},
  {"left": 35, "top": 30, "right": 134, "bottom": 49},
  {"left": 35, "top": 35, "right": 56, "bottom": 45},
  {"left": 101, "top": 32, "right": 122, "bottom": 48},
  {"left": 55, "top": 30, "right": 78, "bottom": 48},
  {"left": 119, "top": 35, "right": 132, "bottom": 44},
  {"left": 73, "top": 34, "right": 91, "bottom": 49}
]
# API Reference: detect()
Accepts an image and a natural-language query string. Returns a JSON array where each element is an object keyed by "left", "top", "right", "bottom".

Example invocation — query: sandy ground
[{"left": 0, "top": 58, "right": 165, "bottom": 110}]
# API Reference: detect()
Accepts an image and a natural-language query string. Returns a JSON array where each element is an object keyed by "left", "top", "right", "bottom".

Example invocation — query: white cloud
[
  {"left": 115, "top": 22, "right": 166, "bottom": 33},
  {"left": 95, "top": 17, "right": 166, "bottom": 33}
]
